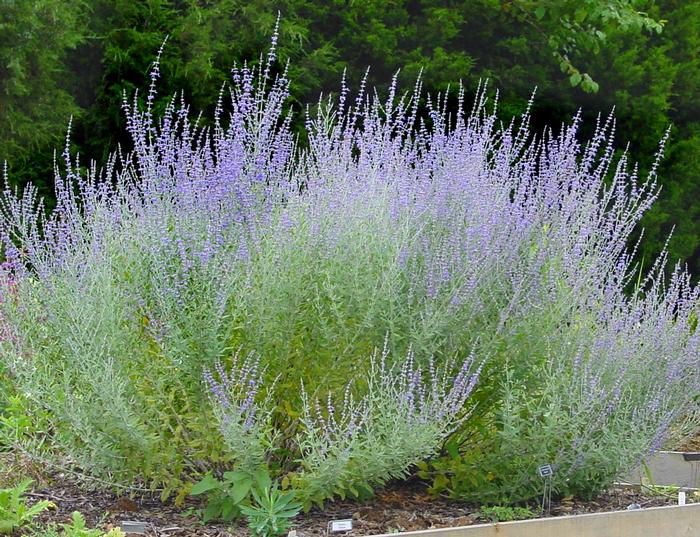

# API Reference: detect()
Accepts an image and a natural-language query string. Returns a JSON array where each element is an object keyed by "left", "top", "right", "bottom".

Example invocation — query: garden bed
[
  {"left": 2, "top": 36, "right": 700, "bottom": 537},
  {"left": 678, "top": 431, "right": 700, "bottom": 452},
  {"left": 619, "top": 431, "right": 700, "bottom": 489},
  {"left": 370, "top": 504, "right": 700, "bottom": 537},
  {"left": 621, "top": 450, "right": 700, "bottom": 489},
  {"left": 23, "top": 475, "right": 690, "bottom": 537}
]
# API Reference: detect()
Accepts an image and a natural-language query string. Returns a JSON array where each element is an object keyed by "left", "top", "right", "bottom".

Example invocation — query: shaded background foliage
[{"left": 1, "top": 0, "right": 698, "bottom": 273}]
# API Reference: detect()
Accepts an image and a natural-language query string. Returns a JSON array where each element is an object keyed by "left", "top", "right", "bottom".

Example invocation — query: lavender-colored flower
[
  {"left": 203, "top": 351, "right": 274, "bottom": 470},
  {"left": 0, "top": 37, "right": 698, "bottom": 499}
]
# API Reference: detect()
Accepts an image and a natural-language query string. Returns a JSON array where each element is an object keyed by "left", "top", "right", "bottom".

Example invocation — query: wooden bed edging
[
  {"left": 622, "top": 451, "right": 700, "bottom": 489},
  {"left": 368, "top": 503, "right": 700, "bottom": 537}
]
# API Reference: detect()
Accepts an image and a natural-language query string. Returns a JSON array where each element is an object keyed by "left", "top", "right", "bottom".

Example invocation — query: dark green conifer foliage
[{"left": 3, "top": 0, "right": 699, "bottom": 272}]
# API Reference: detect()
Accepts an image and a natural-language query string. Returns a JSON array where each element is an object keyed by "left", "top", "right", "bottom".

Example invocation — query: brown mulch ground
[
  {"left": 677, "top": 430, "right": 700, "bottom": 452},
  {"left": 17, "top": 474, "right": 685, "bottom": 537}
]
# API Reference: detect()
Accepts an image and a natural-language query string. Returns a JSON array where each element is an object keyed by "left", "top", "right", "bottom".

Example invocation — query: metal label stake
[{"left": 538, "top": 464, "right": 554, "bottom": 516}]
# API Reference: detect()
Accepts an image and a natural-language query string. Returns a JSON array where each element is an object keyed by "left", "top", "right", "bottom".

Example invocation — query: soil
[
  {"left": 676, "top": 430, "right": 700, "bottom": 452},
  {"left": 19, "top": 474, "right": 686, "bottom": 537}
]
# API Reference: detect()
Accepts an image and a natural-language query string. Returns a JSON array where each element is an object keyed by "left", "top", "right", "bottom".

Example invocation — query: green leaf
[
  {"left": 274, "top": 492, "right": 297, "bottom": 510},
  {"left": 252, "top": 469, "right": 272, "bottom": 491},
  {"left": 0, "top": 520, "right": 16, "bottom": 534},
  {"left": 534, "top": 7, "right": 545, "bottom": 20},
  {"left": 569, "top": 72, "right": 582, "bottom": 86},
  {"left": 24, "top": 500, "right": 51, "bottom": 518},
  {"left": 71, "top": 511, "right": 87, "bottom": 528},
  {"left": 229, "top": 480, "right": 252, "bottom": 504},
  {"left": 446, "top": 440, "right": 460, "bottom": 459},
  {"left": 433, "top": 474, "right": 449, "bottom": 490},
  {"left": 238, "top": 504, "right": 257, "bottom": 517},
  {"left": 202, "top": 500, "right": 222, "bottom": 523},
  {"left": 250, "top": 487, "right": 265, "bottom": 507},
  {"left": 275, "top": 508, "right": 301, "bottom": 518},
  {"left": 191, "top": 475, "right": 221, "bottom": 495},
  {"left": 358, "top": 483, "right": 375, "bottom": 499},
  {"left": 580, "top": 74, "right": 599, "bottom": 93},
  {"left": 220, "top": 501, "right": 239, "bottom": 521},
  {"left": 223, "top": 471, "right": 251, "bottom": 484},
  {"left": 280, "top": 476, "right": 290, "bottom": 490}
]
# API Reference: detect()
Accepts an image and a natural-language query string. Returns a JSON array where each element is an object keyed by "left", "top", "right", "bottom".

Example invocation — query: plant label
[
  {"left": 678, "top": 491, "right": 686, "bottom": 506},
  {"left": 329, "top": 519, "right": 353, "bottom": 532},
  {"left": 119, "top": 521, "right": 148, "bottom": 534},
  {"left": 538, "top": 464, "right": 554, "bottom": 477}
]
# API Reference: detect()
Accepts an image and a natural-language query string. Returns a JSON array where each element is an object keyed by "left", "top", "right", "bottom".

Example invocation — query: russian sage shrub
[
  {"left": 428, "top": 262, "right": 700, "bottom": 503},
  {"left": 0, "top": 35, "right": 697, "bottom": 504},
  {"left": 204, "top": 352, "right": 278, "bottom": 473},
  {"left": 291, "top": 346, "right": 480, "bottom": 507}
]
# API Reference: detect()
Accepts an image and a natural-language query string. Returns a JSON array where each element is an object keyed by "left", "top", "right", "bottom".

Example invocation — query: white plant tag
[
  {"left": 119, "top": 521, "right": 147, "bottom": 535},
  {"left": 329, "top": 519, "right": 353, "bottom": 532},
  {"left": 538, "top": 464, "right": 554, "bottom": 477},
  {"left": 678, "top": 491, "right": 686, "bottom": 506}
]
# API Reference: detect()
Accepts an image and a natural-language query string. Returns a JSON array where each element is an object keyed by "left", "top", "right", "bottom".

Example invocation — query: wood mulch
[
  {"left": 15, "top": 472, "right": 684, "bottom": 537},
  {"left": 676, "top": 430, "right": 700, "bottom": 452}
]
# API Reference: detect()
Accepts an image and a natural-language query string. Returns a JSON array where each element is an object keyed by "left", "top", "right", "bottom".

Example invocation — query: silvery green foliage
[
  {"left": 204, "top": 352, "right": 278, "bottom": 473},
  {"left": 0, "top": 32, "right": 697, "bottom": 500},
  {"left": 432, "top": 245, "right": 700, "bottom": 502},
  {"left": 294, "top": 345, "right": 480, "bottom": 506},
  {"left": 483, "top": 260, "right": 700, "bottom": 501}
]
